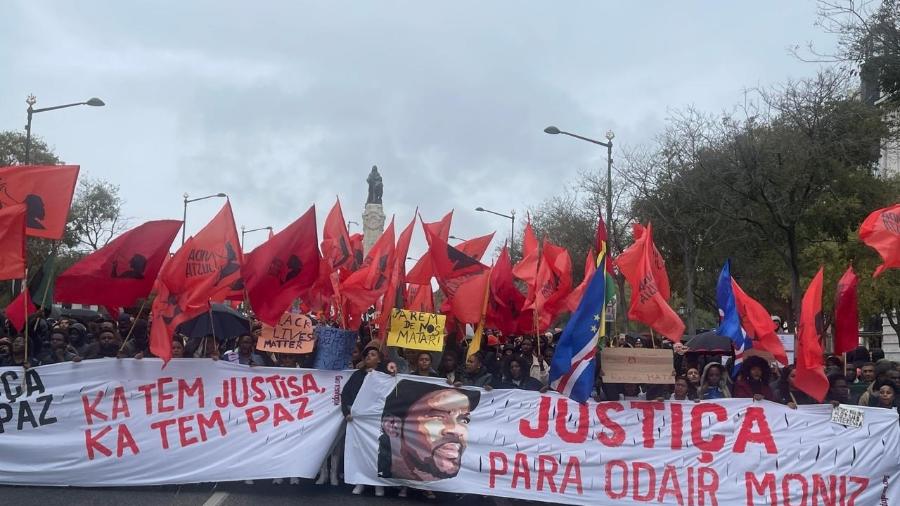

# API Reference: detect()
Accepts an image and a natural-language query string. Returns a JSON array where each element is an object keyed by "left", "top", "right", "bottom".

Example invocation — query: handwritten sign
[
  {"left": 312, "top": 326, "right": 357, "bottom": 370},
  {"left": 255, "top": 313, "right": 315, "bottom": 353},
  {"left": 601, "top": 348, "right": 675, "bottom": 384},
  {"left": 831, "top": 404, "right": 864, "bottom": 428},
  {"left": 386, "top": 309, "right": 446, "bottom": 351}
]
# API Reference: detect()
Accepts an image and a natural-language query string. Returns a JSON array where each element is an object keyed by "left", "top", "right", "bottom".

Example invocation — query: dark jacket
[
  {"left": 459, "top": 367, "right": 493, "bottom": 388},
  {"left": 495, "top": 375, "right": 543, "bottom": 391},
  {"left": 734, "top": 378, "right": 776, "bottom": 402}
]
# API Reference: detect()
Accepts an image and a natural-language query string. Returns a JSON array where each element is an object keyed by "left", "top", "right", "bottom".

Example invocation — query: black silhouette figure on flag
[
  {"left": 216, "top": 242, "right": 241, "bottom": 285},
  {"left": 112, "top": 254, "right": 148, "bottom": 279},
  {"left": 283, "top": 255, "right": 303, "bottom": 285},
  {"left": 24, "top": 194, "right": 46, "bottom": 230}
]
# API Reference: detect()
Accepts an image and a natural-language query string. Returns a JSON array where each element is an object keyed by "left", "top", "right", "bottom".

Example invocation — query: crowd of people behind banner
[{"left": 1, "top": 304, "right": 899, "bottom": 499}]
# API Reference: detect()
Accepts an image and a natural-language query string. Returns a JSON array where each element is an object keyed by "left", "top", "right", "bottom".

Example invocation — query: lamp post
[
  {"left": 241, "top": 226, "right": 273, "bottom": 249},
  {"left": 475, "top": 207, "right": 515, "bottom": 250},
  {"left": 347, "top": 220, "right": 359, "bottom": 231},
  {"left": 25, "top": 95, "right": 105, "bottom": 164},
  {"left": 449, "top": 235, "right": 467, "bottom": 242},
  {"left": 544, "top": 125, "right": 614, "bottom": 232},
  {"left": 182, "top": 193, "right": 227, "bottom": 245}
]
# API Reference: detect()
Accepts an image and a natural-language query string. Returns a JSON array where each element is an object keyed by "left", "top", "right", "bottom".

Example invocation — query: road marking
[{"left": 202, "top": 491, "right": 230, "bottom": 506}]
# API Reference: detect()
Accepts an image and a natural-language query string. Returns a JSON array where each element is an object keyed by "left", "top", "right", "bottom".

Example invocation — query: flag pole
[
  {"left": 208, "top": 301, "right": 218, "bottom": 343},
  {"left": 34, "top": 241, "right": 60, "bottom": 330},
  {"left": 118, "top": 298, "right": 149, "bottom": 354},
  {"left": 467, "top": 268, "right": 492, "bottom": 361},
  {"left": 649, "top": 329, "right": 657, "bottom": 349},
  {"left": 21, "top": 269, "right": 29, "bottom": 369}
]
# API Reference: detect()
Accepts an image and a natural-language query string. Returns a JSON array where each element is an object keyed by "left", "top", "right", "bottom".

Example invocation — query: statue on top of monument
[{"left": 366, "top": 165, "right": 383, "bottom": 205}]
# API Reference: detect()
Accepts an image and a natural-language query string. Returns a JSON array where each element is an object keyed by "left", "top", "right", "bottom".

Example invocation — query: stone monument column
[{"left": 363, "top": 165, "right": 386, "bottom": 255}]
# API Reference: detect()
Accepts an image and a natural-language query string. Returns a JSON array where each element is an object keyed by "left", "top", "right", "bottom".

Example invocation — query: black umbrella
[
  {"left": 684, "top": 331, "right": 734, "bottom": 354},
  {"left": 177, "top": 303, "right": 250, "bottom": 340}
]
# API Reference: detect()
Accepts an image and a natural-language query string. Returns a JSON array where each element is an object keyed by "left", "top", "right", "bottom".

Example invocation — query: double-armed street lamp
[
  {"left": 543, "top": 125, "right": 615, "bottom": 232},
  {"left": 182, "top": 193, "right": 228, "bottom": 245},
  {"left": 25, "top": 94, "right": 105, "bottom": 164},
  {"left": 241, "top": 226, "right": 273, "bottom": 249}
]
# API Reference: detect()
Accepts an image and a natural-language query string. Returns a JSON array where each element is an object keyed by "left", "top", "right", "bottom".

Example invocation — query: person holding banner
[
  {"left": 868, "top": 379, "right": 899, "bottom": 422},
  {"left": 455, "top": 352, "right": 493, "bottom": 389},
  {"left": 777, "top": 365, "right": 818, "bottom": 408},
  {"left": 36, "top": 328, "right": 82, "bottom": 364},
  {"left": 0, "top": 335, "right": 34, "bottom": 367},
  {"left": 344, "top": 344, "right": 390, "bottom": 496},
  {"left": 733, "top": 356, "right": 776, "bottom": 402},
  {"left": 494, "top": 356, "right": 544, "bottom": 391},
  {"left": 697, "top": 362, "right": 731, "bottom": 400},
  {"left": 411, "top": 351, "right": 440, "bottom": 378}
]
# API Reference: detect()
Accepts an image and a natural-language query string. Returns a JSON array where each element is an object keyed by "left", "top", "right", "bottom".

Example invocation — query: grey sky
[{"left": 1, "top": 1, "right": 837, "bottom": 259}]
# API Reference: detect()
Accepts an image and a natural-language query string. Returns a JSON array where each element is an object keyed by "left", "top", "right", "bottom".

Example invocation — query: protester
[
  {"left": 67, "top": 323, "right": 98, "bottom": 359},
  {"left": 437, "top": 350, "right": 463, "bottom": 384},
  {"left": 36, "top": 329, "right": 82, "bottom": 364},
  {"left": 733, "top": 356, "right": 776, "bottom": 402},
  {"left": 686, "top": 367, "right": 701, "bottom": 389},
  {"left": 411, "top": 351, "right": 439, "bottom": 377},
  {"left": 495, "top": 356, "right": 544, "bottom": 391},
  {"left": 518, "top": 336, "right": 549, "bottom": 385},
  {"left": 698, "top": 363, "right": 731, "bottom": 400},
  {"left": 171, "top": 337, "right": 185, "bottom": 359},
  {"left": 224, "top": 334, "right": 268, "bottom": 366},
  {"left": 858, "top": 361, "right": 895, "bottom": 406},
  {"left": 670, "top": 375, "right": 697, "bottom": 401},
  {"left": 777, "top": 365, "right": 818, "bottom": 407},
  {"left": 619, "top": 383, "right": 647, "bottom": 401},
  {"left": 825, "top": 373, "right": 851, "bottom": 405},
  {"left": 0, "top": 335, "right": 33, "bottom": 367},
  {"left": 455, "top": 352, "right": 493, "bottom": 388},
  {"left": 868, "top": 379, "right": 900, "bottom": 421},
  {"left": 850, "top": 362, "right": 876, "bottom": 402},
  {"left": 343, "top": 345, "right": 389, "bottom": 496},
  {"left": 94, "top": 330, "right": 122, "bottom": 359}
]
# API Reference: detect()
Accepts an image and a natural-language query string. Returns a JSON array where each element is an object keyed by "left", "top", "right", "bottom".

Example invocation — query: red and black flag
[
  {"left": 321, "top": 198, "right": 354, "bottom": 272},
  {"left": 243, "top": 205, "right": 320, "bottom": 326},
  {"left": 377, "top": 213, "right": 417, "bottom": 332},
  {"left": 149, "top": 202, "right": 242, "bottom": 363},
  {"left": 0, "top": 165, "right": 79, "bottom": 239},
  {"left": 0, "top": 204, "right": 27, "bottom": 281},
  {"left": 486, "top": 245, "right": 526, "bottom": 335},
  {"left": 342, "top": 218, "right": 396, "bottom": 318},
  {"left": 859, "top": 203, "right": 900, "bottom": 277},
  {"left": 795, "top": 268, "right": 828, "bottom": 402},
  {"left": 55, "top": 220, "right": 183, "bottom": 308},
  {"left": 527, "top": 241, "right": 573, "bottom": 332}
]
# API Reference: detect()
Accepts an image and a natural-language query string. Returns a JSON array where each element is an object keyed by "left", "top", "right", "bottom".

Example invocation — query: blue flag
[
  {"left": 549, "top": 253, "right": 607, "bottom": 403},
  {"left": 716, "top": 259, "right": 751, "bottom": 373}
]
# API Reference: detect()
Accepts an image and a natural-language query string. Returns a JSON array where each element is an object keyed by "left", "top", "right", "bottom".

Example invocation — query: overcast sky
[{"left": 1, "top": 1, "right": 838, "bottom": 259}]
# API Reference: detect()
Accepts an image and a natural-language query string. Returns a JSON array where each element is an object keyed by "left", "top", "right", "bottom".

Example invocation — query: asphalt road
[{"left": 0, "top": 481, "right": 504, "bottom": 506}]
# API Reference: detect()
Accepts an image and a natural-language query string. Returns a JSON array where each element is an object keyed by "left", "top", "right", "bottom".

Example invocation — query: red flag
[
  {"left": 5, "top": 287, "right": 36, "bottom": 332},
  {"left": 0, "top": 204, "right": 26, "bottom": 280},
  {"left": 342, "top": 219, "right": 396, "bottom": 316},
  {"left": 632, "top": 223, "right": 670, "bottom": 300},
  {"left": 349, "top": 233, "right": 364, "bottom": 271},
  {"left": 243, "top": 206, "right": 320, "bottom": 326},
  {"left": 859, "top": 203, "right": 900, "bottom": 277},
  {"left": 451, "top": 269, "right": 492, "bottom": 325},
  {"left": 377, "top": 214, "right": 417, "bottom": 331},
  {"left": 795, "top": 268, "right": 828, "bottom": 402},
  {"left": 0, "top": 165, "right": 79, "bottom": 239},
  {"left": 565, "top": 249, "right": 597, "bottom": 312},
  {"left": 529, "top": 241, "right": 573, "bottom": 332},
  {"left": 615, "top": 222, "right": 684, "bottom": 342},
  {"left": 833, "top": 265, "right": 859, "bottom": 355},
  {"left": 486, "top": 245, "right": 526, "bottom": 334},
  {"left": 512, "top": 219, "right": 539, "bottom": 285},
  {"left": 731, "top": 279, "right": 788, "bottom": 365},
  {"left": 407, "top": 283, "right": 434, "bottom": 313},
  {"left": 55, "top": 220, "right": 182, "bottom": 308},
  {"left": 149, "top": 202, "right": 242, "bottom": 362},
  {"left": 321, "top": 198, "right": 354, "bottom": 272},
  {"left": 406, "top": 212, "right": 453, "bottom": 285}
]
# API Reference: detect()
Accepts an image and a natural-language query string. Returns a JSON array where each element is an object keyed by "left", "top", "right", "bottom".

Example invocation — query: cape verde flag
[
  {"left": 549, "top": 251, "right": 607, "bottom": 403},
  {"left": 716, "top": 259, "right": 751, "bottom": 373}
]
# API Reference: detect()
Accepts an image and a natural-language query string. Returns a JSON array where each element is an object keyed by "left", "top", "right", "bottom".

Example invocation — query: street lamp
[
  {"left": 241, "top": 225, "right": 273, "bottom": 249},
  {"left": 25, "top": 94, "right": 105, "bottom": 164},
  {"left": 182, "top": 192, "right": 227, "bottom": 245},
  {"left": 475, "top": 206, "right": 515, "bottom": 248},
  {"left": 449, "top": 235, "right": 467, "bottom": 242},
  {"left": 347, "top": 220, "right": 360, "bottom": 231},
  {"left": 544, "top": 125, "right": 615, "bottom": 231}
]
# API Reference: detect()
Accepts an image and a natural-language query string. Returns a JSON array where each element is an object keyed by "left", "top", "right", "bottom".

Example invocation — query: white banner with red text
[
  {"left": 0, "top": 359, "right": 347, "bottom": 486},
  {"left": 345, "top": 373, "right": 900, "bottom": 506}
]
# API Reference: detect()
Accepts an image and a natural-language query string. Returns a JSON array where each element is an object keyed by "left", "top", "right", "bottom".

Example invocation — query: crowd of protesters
[{"left": 1, "top": 306, "right": 899, "bottom": 499}]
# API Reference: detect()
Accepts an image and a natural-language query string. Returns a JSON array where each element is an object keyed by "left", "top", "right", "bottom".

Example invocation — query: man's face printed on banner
[{"left": 380, "top": 382, "right": 478, "bottom": 482}]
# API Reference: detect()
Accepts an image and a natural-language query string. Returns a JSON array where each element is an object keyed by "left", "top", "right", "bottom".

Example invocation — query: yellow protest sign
[
  {"left": 255, "top": 313, "right": 316, "bottom": 353},
  {"left": 386, "top": 309, "right": 446, "bottom": 351}
]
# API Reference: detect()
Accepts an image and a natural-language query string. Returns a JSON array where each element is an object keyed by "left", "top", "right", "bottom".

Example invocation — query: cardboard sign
[
  {"left": 312, "top": 326, "right": 357, "bottom": 370},
  {"left": 831, "top": 404, "right": 864, "bottom": 428},
  {"left": 255, "top": 313, "right": 315, "bottom": 353},
  {"left": 600, "top": 348, "right": 675, "bottom": 384},
  {"left": 386, "top": 309, "right": 446, "bottom": 351}
]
